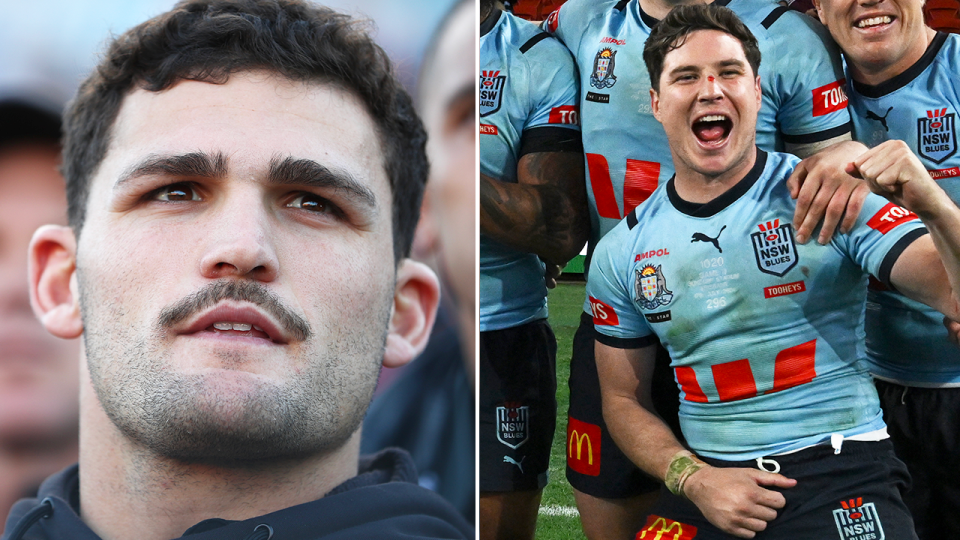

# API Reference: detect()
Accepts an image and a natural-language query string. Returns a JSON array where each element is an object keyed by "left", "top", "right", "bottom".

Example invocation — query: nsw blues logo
[
  {"left": 917, "top": 107, "right": 956, "bottom": 164},
  {"left": 833, "top": 498, "right": 885, "bottom": 540},
  {"left": 751, "top": 219, "right": 798, "bottom": 277},
  {"left": 496, "top": 404, "right": 529, "bottom": 449},
  {"left": 480, "top": 70, "right": 506, "bottom": 117},
  {"left": 635, "top": 265, "right": 673, "bottom": 310},
  {"left": 590, "top": 47, "right": 618, "bottom": 89}
]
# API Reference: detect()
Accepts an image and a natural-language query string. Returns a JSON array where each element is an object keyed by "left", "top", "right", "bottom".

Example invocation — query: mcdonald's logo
[
  {"left": 566, "top": 417, "right": 601, "bottom": 476},
  {"left": 636, "top": 515, "right": 698, "bottom": 540}
]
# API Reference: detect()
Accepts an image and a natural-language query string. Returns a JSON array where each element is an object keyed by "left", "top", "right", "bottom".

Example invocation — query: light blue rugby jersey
[
  {"left": 847, "top": 32, "right": 960, "bottom": 386},
  {"left": 544, "top": 0, "right": 852, "bottom": 314},
  {"left": 587, "top": 150, "right": 927, "bottom": 459},
  {"left": 480, "top": 9, "right": 581, "bottom": 332}
]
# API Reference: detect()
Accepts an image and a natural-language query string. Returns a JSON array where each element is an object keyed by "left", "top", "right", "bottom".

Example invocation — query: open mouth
[
  {"left": 207, "top": 321, "right": 273, "bottom": 340},
  {"left": 856, "top": 15, "right": 893, "bottom": 29},
  {"left": 693, "top": 114, "right": 732, "bottom": 145}
]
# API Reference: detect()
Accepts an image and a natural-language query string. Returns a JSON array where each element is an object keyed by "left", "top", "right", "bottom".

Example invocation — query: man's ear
[
  {"left": 29, "top": 225, "right": 82, "bottom": 339},
  {"left": 755, "top": 75, "right": 762, "bottom": 109},
  {"left": 650, "top": 87, "right": 662, "bottom": 123},
  {"left": 383, "top": 259, "right": 440, "bottom": 368},
  {"left": 811, "top": 0, "right": 825, "bottom": 24}
]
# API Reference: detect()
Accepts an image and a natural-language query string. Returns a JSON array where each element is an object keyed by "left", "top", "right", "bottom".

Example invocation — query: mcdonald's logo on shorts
[
  {"left": 637, "top": 515, "right": 698, "bottom": 540},
  {"left": 567, "top": 417, "right": 601, "bottom": 476}
]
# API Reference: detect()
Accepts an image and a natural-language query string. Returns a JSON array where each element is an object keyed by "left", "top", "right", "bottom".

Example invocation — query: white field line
[{"left": 539, "top": 505, "right": 580, "bottom": 518}]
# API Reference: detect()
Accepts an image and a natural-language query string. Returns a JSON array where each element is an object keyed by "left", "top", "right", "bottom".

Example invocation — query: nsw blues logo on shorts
[
  {"left": 917, "top": 108, "right": 956, "bottom": 164},
  {"left": 496, "top": 404, "right": 529, "bottom": 449},
  {"left": 833, "top": 498, "right": 885, "bottom": 540}
]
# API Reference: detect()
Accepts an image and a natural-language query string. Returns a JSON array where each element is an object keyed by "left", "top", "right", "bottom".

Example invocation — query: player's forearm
[
  {"left": 480, "top": 171, "right": 588, "bottom": 265},
  {"left": 602, "top": 391, "right": 689, "bottom": 482}
]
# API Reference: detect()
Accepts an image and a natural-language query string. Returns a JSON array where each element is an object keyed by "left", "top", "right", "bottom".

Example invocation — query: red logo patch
[
  {"left": 635, "top": 248, "right": 670, "bottom": 262},
  {"left": 567, "top": 417, "right": 601, "bottom": 476},
  {"left": 589, "top": 296, "right": 619, "bottom": 326},
  {"left": 812, "top": 80, "right": 848, "bottom": 117},
  {"left": 637, "top": 515, "right": 698, "bottom": 539},
  {"left": 480, "top": 124, "right": 498, "bottom": 135},
  {"left": 549, "top": 105, "right": 579, "bottom": 125},
  {"left": 764, "top": 280, "right": 806, "bottom": 298},
  {"left": 929, "top": 166, "right": 960, "bottom": 179},
  {"left": 866, "top": 203, "right": 918, "bottom": 234},
  {"left": 545, "top": 9, "right": 559, "bottom": 33}
]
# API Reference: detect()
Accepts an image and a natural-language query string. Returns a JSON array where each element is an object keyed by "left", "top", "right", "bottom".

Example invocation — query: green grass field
[{"left": 536, "top": 280, "right": 587, "bottom": 539}]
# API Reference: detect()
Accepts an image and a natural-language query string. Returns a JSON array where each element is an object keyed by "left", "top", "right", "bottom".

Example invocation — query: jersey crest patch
[
  {"left": 635, "top": 264, "right": 673, "bottom": 310},
  {"left": 480, "top": 70, "right": 506, "bottom": 117},
  {"left": 833, "top": 498, "right": 885, "bottom": 540},
  {"left": 590, "top": 48, "right": 618, "bottom": 89},
  {"left": 917, "top": 108, "right": 956, "bottom": 164},
  {"left": 496, "top": 404, "right": 529, "bottom": 449},
  {"left": 751, "top": 219, "right": 798, "bottom": 277}
]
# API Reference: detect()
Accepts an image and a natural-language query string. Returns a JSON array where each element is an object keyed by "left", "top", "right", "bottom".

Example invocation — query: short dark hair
[
  {"left": 643, "top": 4, "right": 761, "bottom": 92},
  {"left": 62, "top": 0, "right": 428, "bottom": 264}
]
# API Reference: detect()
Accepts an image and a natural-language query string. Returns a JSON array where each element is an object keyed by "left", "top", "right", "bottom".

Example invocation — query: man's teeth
[
  {"left": 212, "top": 322, "right": 259, "bottom": 332},
  {"left": 699, "top": 115, "right": 727, "bottom": 122},
  {"left": 858, "top": 15, "right": 891, "bottom": 28}
]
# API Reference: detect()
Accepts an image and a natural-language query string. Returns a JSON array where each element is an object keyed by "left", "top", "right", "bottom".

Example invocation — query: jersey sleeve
[
  {"left": 586, "top": 222, "right": 658, "bottom": 348},
  {"left": 541, "top": 0, "right": 589, "bottom": 54},
  {"left": 835, "top": 193, "right": 928, "bottom": 285},
  {"left": 520, "top": 35, "right": 580, "bottom": 134},
  {"left": 765, "top": 11, "right": 853, "bottom": 145}
]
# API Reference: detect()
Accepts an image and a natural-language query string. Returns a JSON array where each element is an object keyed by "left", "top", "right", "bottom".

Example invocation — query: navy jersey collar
[
  {"left": 667, "top": 147, "right": 768, "bottom": 217},
  {"left": 481, "top": 8, "right": 501, "bottom": 38}
]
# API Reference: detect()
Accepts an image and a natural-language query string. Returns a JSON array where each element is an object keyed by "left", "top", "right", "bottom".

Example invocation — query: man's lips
[
  {"left": 176, "top": 304, "right": 290, "bottom": 344},
  {"left": 692, "top": 113, "right": 732, "bottom": 145}
]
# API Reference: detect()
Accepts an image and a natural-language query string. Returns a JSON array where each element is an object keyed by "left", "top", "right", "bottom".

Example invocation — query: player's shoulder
[
  {"left": 548, "top": 0, "right": 630, "bottom": 39},
  {"left": 725, "top": 0, "right": 829, "bottom": 43}
]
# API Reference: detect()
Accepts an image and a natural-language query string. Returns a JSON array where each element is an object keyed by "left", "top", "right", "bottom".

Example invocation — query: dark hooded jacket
[{"left": 2, "top": 449, "right": 472, "bottom": 540}]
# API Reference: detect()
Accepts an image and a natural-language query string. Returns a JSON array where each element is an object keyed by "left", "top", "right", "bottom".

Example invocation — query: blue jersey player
[
  {"left": 478, "top": 1, "right": 589, "bottom": 539},
  {"left": 813, "top": 0, "right": 960, "bottom": 537},
  {"left": 590, "top": 5, "right": 960, "bottom": 538},
  {"left": 543, "top": 0, "right": 871, "bottom": 536}
]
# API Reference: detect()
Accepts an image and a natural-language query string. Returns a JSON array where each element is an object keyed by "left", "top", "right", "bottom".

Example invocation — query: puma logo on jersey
[
  {"left": 865, "top": 106, "right": 893, "bottom": 132},
  {"left": 691, "top": 225, "right": 726, "bottom": 253},
  {"left": 503, "top": 455, "right": 525, "bottom": 473}
]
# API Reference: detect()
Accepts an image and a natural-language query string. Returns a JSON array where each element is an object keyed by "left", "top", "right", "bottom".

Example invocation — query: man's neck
[
  {"left": 849, "top": 26, "right": 938, "bottom": 86},
  {"left": 639, "top": 0, "right": 713, "bottom": 23},
  {"left": 77, "top": 384, "right": 360, "bottom": 540},
  {"left": 672, "top": 147, "right": 757, "bottom": 205}
]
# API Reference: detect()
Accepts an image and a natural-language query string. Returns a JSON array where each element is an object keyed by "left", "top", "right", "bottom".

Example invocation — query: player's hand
[
  {"left": 849, "top": 140, "right": 946, "bottom": 218},
  {"left": 683, "top": 465, "right": 797, "bottom": 539},
  {"left": 944, "top": 316, "right": 960, "bottom": 347},
  {"left": 788, "top": 140, "right": 870, "bottom": 245},
  {"left": 544, "top": 263, "right": 562, "bottom": 289}
]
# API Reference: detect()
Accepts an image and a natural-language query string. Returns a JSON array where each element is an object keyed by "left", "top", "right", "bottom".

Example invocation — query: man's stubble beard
[{"left": 77, "top": 272, "right": 390, "bottom": 467}]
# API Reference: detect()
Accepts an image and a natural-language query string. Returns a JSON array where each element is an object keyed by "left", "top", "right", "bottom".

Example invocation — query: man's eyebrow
[
  {"left": 116, "top": 151, "right": 228, "bottom": 187},
  {"left": 268, "top": 155, "right": 378, "bottom": 211}
]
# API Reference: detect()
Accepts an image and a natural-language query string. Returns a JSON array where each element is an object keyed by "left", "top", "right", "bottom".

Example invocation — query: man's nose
[
  {"left": 198, "top": 191, "right": 279, "bottom": 282},
  {"left": 698, "top": 74, "right": 724, "bottom": 101}
]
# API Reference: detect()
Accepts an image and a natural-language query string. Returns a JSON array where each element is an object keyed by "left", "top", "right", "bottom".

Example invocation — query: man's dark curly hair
[
  {"left": 62, "top": 0, "right": 428, "bottom": 264},
  {"left": 643, "top": 4, "right": 761, "bottom": 93}
]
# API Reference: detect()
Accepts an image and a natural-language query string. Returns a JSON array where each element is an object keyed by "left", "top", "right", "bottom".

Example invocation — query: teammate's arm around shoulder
[
  {"left": 480, "top": 148, "right": 588, "bottom": 265},
  {"left": 858, "top": 139, "right": 960, "bottom": 319},
  {"left": 595, "top": 342, "right": 796, "bottom": 539}
]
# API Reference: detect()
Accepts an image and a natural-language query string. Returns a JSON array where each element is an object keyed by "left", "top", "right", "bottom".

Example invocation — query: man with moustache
[
  {"left": 811, "top": 0, "right": 960, "bottom": 536},
  {"left": 591, "top": 4, "right": 960, "bottom": 537},
  {"left": 2, "top": 1, "right": 472, "bottom": 539}
]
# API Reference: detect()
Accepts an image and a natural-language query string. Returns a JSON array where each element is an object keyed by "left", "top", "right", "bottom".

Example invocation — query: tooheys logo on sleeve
[
  {"left": 566, "top": 417, "right": 600, "bottom": 476},
  {"left": 496, "top": 403, "right": 529, "bottom": 449},
  {"left": 589, "top": 296, "right": 619, "bottom": 326},
  {"left": 480, "top": 70, "right": 506, "bottom": 117},
  {"left": 549, "top": 105, "right": 579, "bottom": 125},
  {"left": 866, "top": 203, "right": 917, "bottom": 234},
  {"left": 638, "top": 515, "right": 698, "bottom": 539},
  {"left": 545, "top": 9, "right": 559, "bottom": 33},
  {"left": 812, "top": 80, "right": 848, "bottom": 117},
  {"left": 833, "top": 498, "right": 885, "bottom": 540}
]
